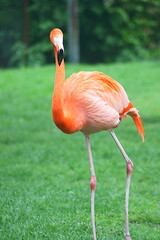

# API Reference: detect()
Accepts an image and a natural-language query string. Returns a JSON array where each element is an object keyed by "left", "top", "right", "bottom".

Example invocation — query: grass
[{"left": 0, "top": 61, "right": 160, "bottom": 240}]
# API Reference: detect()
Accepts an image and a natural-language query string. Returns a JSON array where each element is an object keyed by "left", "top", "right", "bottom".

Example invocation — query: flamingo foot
[{"left": 125, "top": 234, "right": 131, "bottom": 240}]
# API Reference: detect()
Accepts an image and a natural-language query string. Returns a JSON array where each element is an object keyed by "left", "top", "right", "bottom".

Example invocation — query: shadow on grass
[{"left": 142, "top": 116, "right": 160, "bottom": 125}]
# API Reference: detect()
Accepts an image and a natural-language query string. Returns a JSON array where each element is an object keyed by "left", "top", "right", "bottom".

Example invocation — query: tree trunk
[
  {"left": 22, "top": 0, "right": 29, "bottom": 65},
  {"left": 67, "top": 0, "right": 80, "bottom": 63}
]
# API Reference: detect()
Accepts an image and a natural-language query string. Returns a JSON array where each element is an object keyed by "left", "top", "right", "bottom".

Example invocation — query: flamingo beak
[{"left": 57, "top": 48, "right": 64, "bottom": 66}]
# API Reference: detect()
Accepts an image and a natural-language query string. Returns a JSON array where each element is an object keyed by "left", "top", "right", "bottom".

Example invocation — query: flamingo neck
[
  {"left": 52, "top": 47, "right": 83, "bottom": 134},
  {"left": 52, "top": 47, "right": 65, "bottom": 125}
]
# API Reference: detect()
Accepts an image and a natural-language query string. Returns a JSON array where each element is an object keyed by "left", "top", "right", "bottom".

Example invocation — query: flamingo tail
[
  {"left": 127, "top": 107, "right": 145, "bottom": 142},
  {"left": 132, "top": 115, "right": 144, "bottom": 142}
]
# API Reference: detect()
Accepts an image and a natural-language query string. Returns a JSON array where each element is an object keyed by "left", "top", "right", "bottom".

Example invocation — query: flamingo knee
[{"left": 90, "top": 175, "right": 96, "bottom": 191}]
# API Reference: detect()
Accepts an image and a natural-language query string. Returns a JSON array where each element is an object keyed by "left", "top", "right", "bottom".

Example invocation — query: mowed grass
[{"left": 0, "top": 61, "right": 160, "bottom": 240}]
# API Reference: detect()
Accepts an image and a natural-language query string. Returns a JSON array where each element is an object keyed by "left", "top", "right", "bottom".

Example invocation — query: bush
[{"left": 0, "top": 0, "right": 159, "bottom": 67}]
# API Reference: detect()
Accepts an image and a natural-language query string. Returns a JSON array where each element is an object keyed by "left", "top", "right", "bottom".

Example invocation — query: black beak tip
[{"left": 58, "top": 49, "right": 64, "bottom": 66}]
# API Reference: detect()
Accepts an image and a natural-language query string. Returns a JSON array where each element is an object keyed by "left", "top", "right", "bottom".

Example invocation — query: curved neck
[
  {"left": 52, "top": 46, "right": 83, "bottom": 134},
  {"left": 52, "top": 47, "right": 65, "bottom": 123}
]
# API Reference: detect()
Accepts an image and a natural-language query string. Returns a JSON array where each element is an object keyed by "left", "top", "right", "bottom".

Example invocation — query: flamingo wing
[{"left": 63, "top": 71, "right": 129, "bottom": 134}]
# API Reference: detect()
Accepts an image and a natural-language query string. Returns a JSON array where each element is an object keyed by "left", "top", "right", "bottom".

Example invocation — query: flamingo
[{"left": 49, "top": 28, "right": 144, "bottom": 240}]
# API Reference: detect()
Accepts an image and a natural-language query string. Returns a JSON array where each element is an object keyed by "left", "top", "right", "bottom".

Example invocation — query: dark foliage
[{"left": 0, "top": 0, "right": 159, "bottom": 67}]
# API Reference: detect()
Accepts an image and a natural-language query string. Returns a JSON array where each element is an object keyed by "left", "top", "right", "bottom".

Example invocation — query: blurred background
[{"left": 0, "top": 0, "right": 160, "bottom": 68}]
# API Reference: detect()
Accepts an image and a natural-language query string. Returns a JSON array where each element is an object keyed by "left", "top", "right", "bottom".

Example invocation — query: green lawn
[{"left": 0, "top": 61, "right": 160, "bottom": 240}]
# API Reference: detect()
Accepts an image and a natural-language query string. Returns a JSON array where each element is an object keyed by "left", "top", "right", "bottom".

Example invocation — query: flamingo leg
[
  {"left": 109, "top": 130, "right": 133, "bottom": 240},
  {"left": 85, "top": 135, "right": 97, "bottom": 240}
]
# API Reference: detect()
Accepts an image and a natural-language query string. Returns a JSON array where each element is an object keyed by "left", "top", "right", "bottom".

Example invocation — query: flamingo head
[{"left": 50, "top": 28, "right": 64, "bottom": 66}]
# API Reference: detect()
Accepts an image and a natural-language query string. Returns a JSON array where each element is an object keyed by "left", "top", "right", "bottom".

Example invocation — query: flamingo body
[{"left": 53, "top": 70, "right": 144, "bottom": 140}]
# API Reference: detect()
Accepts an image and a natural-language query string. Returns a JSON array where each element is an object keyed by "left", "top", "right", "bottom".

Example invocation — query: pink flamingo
[{"left": 50, "top": 28, "right": 144, "bottom": 240}]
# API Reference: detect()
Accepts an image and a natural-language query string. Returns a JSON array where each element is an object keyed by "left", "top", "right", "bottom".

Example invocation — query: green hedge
[{"left": 0, "top": 0, "right": 159, "bottom": 67}]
